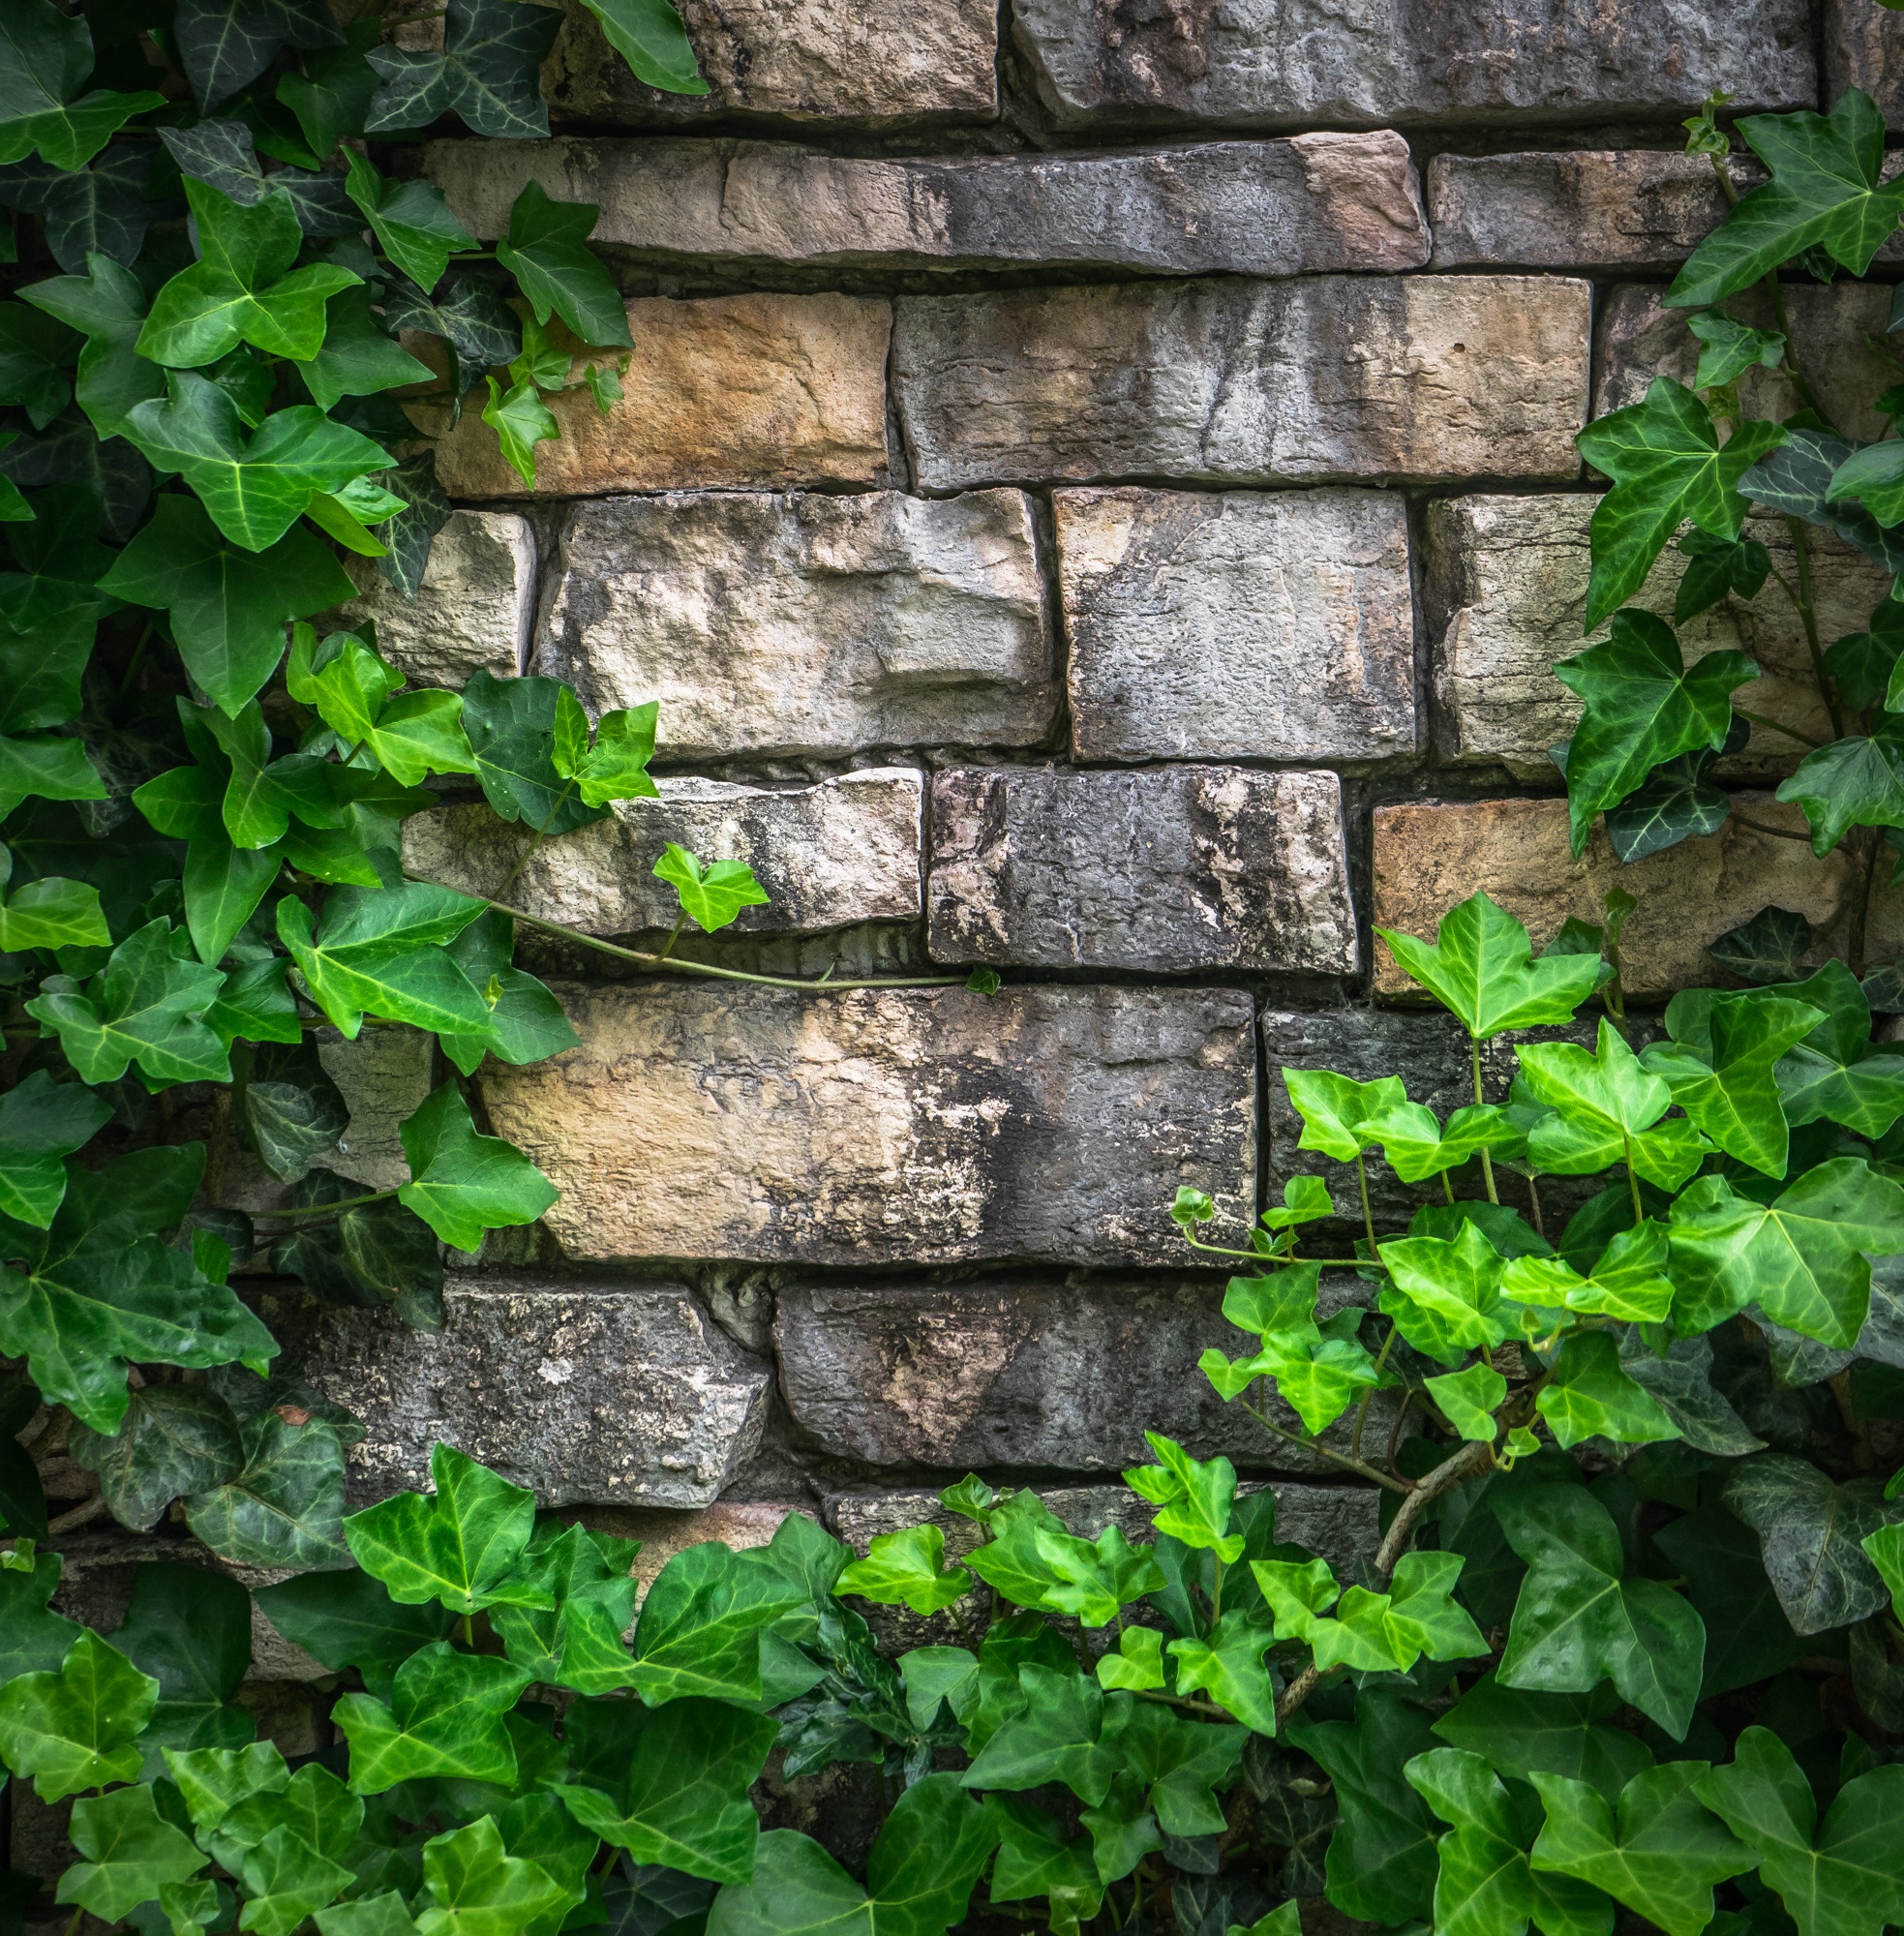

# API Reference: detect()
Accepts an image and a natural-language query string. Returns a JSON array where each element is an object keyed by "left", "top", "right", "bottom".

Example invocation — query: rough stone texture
[
  {"left": 406, "top": 771, "right": 922, "bottom": 938},
  {"left": 775, "top": 1280, "right": 1403, "bottom": 1475},
  {"left": 268, "top": 1281, "right": 772, "bottom": 1508},
  {"left": 1827, "top": 0, "right": 1904, "bottom": 130},
  {"left": 1425, "top": 496, "right": 1890, "bottom": 779},
  {"left": 926, "top": 765, "right": 1357, "bottom": 973},
  {"left": 416, "top": 294, "right": 891, "bottom": 499},
  {"left": 1371, "top": 798, "right": 1904, "bottom": 1001},
  {"left": 1009, "top": 0, "right": 1814, "bottom": 131},
  {"left": 1055, "top": 486, "right": 1416, "bottom": 763},
  {"left": 1428, "top": 151, "right": 1748, "bottom": 271},
  {"left": 531, "top": 490, "right": 1055, "bottom": 759},
  {"left": 319, "top": 1025, "right": 436, "bottom": 1192},
  {"left": 477, "top": 984, "right": 1257, "bottom": 1266},
  {"left": 1595, "top": 282, "right": 1893, "bottom": 443},
  {"left": 892, "top": 276, "right": 1590, "bottom": 491},
  {"left": 424, "top": 134, "right": 1429, "bottom": 277},
  {"left": 541, "top": 0, "right": 998, "bottom": 126},
  {"left": 329, "top": 511, "right": 530, "bottom": 688}
]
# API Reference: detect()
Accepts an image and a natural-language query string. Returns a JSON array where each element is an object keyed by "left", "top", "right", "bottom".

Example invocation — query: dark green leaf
[
  {"left": 363, "top": 0, "right": 560, "bottom": 139},
  {"left": 112, "top": 1562, "right": 255, "bottom": 1759},
  {"left": 253, "top": 1566, "right": 452, "bottom": 1678},
  {"left": 26, "top": 916, "right": 228, "bottom": 1085},
  {"left": 572, "top": 0, "right": 707, "bottom": 91},
  {"left": 1740, "top": 428, "right": 1904, "bottom": 576},
  {"left": 462, "top": 672, "right": 609, "bottom": 837},
  {"left": 302, "top": 287, "right": 433, "bottom": 413},
  {"left": 183, "top": 1409, "right": 349, "bottom": 1569},
  {"left": 172, "top": 0, "right": 345, "bottom": 111},
  {"left": 1651, "top": 1500, "right": 1798, "bottom": 1695},
  {"left": 343, "top": 151, "right": 475, "bottom": 296},
  {"left": 56, "top": 1783, "right": 207, "bottom": 1923},
  {"left": 1432, "top": 1673, "right": 1652, "bottom": 1805},
  {"left": 1723, "top": 1454, "right": 1899, "bottom": 1635},
  {"left": 0, "top": 1069, "right": 109, "bottom": 1229},
  {"left": 496, "top": 182, "right": 631, "bottom": 349},
  {"left": 70, "top": 1384, "right": 245, "bottom": 1532}
]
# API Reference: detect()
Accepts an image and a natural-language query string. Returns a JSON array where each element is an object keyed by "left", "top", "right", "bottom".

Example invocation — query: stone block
[
  {"left": 531, "top": 490, "right": 1055, "bottom": 759},
  {"left": 405, "top": 771, "right": 922, "bottom": 939},
  {"left": 423, "top": 133, "right": 1428, "bottom": 277},
  {"left": 1827, "top": 0, "right": 1904, "bottom": 131},
  {"left": 416, "top": 293, "right": 891, "bottom": 498},
  {"left": 926, "top": 765, "right": 1356, "bottom": 973},
  {"left": 1425, "top": 495, "right": 1889, "bottom": 780},
  {"left": 774, "top": 1280, "right": 1403, "bottom": 1474},
  {"left": 1055, "top": 486, "right": 1415, "bottom": 763},
  {"left": 329, "top": 511, "right": 530, "bottom": 688},
  {"left": 1371, "top": 797, "right": 1904, "bottom": 1001},
  {"left": 892, "top": 276, "right": 1589, "bottom": 491},
  {"left": 541, "top": 0, "right": 998, "bottom": 126},
  {"left": 1428, "top": 151, "right": 1751, "bottom": 271},
  {"left": 268, "top": 1280, "right": 772, "bottom": 1508},
  {"left": 1009, "top": 0, "right": 1813, "bottom": 131},
  {"left": 318, "top": 1025, "right": 437, "bottom": 1193},
  {"left": 477, "top": 984, "right": 1257, "bottom": 1266},
  {"left": 576, "top": 1501, "right": 815, "bottom": 1594},
  {"left": 1595, "top": 282, "right": 1893, "bottom": 443}
]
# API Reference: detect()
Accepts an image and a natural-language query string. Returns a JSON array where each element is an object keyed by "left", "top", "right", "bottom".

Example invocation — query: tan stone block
[
  {"left": 542, "top": 0, "right": 997, "bottom": 125},
  {"left": 1425, "top": 495, "right": 1889, "bottom": 779},
  {"left": 573, "top": 1500, "right": 815, "bottom": 1594},
  {"left": 1371, "top": 797, "right": 1904, "bottom": 1000},
  {"left": 893, "top": 275, "right": 1589, "bottom": 491},
  {"left": 417, "top": 292, "right": 891, "bottom": 497},
  {"left": 477, "top": 983, "right": 1256, "bottom": 1266}
]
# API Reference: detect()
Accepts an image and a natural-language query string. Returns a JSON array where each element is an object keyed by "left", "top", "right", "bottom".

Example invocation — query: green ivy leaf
[
  {"left": 1671, "top": 91, "right": 1904, "bottom": 309},
  {"left": 646, "top": 844, "right": 771, "bottom": 935},
  {"left": 0, "top": 873, "right": 108, "bottom": 951},
  {"left": 333, "top": 1640, "right": 532, "bottom": 1793},
  {"left": 411, "top": 1816, "right": 569, "bottom": 1936},
  {"left": 1424, "top": 1362, "right": 1507, "bottom": 1440},
  {"left": 959, "top": 1664, "right": 1121, "bottom": 1806},
  {"left": 301, "top": 286, "right": 434, "bottom": 413},
  {"left": 1121, "top": 1432, "right": 1244, "bottom": 1562},
  {"left": 1377, "top": 1221, "right": 1514, "bottom": 1365},
  {"left": 71, "top": 1385, "right": 244, "bottom": 1533},
  {"left": 364, "top": 0, "right": 559, "bottom": 139},
  {"left": 1518, "top": 1017, "right": 1708, "bottom": 1189},
  {"left": 479, "top": 374, "right": 559, "bottom": 489},
  {"left": 1694, "top": 1726, "right": 1904, "bottom": 1936},
  {"left": 1501, "top": 1220, "right": 1677, "bottom": 1325},
  {"left": 0, "top": 1, "right": 165, "bottom": 171},
  {"left": 1724, "top": 1453, "right": 1899, "bottom": 1634},
  {"left": 1768, "top": 961, "right": 1904, "bottom": 1140},
  {"left": 1552, "top": 608, "right": 1757, "bottom": 853},
  {"left": 237, "top": 1825, "right": 354, "bottom": 1936},
  {"left": 1366, "top": 1101, "right": 1525, "bottom": 1184},
  {"left": 462, "top": 673, "right": 609, "bottom": 837},
  {"left": 0, "top": 1070, "right": 109, "bottom": 1229},
  {"left": 1282, "top": 1067, "right": 1405, "bottom": 1163},
  {"left": 277, "top": 883, "right": 493, "bottom": 1039},
  {"left": 395, "top": 1081, "right": 557, "bottom": 1252},
  {"left": 1774, "top": 728, "right": 1904, "bottom": 856},
  {"left": 0, "top": 1627, "right": 155, "bottom": 1800},
  {"left": 56, "top": 1783, "right": 207, "bottom": 1923},
  {"left": 290, "top": 629, "right": 476, "bottom": 786},
  {"left": 27, "top": 916, "right": 229, "bottom": 1085},
  {"left": 1494, "top": 1484, "right": 1705, "bottom": 1740},
  {"left": 1375, "top": 892, "right": 1600, "bottom": 1041},
  {"left": 495, "top": 182, "right": 631, "bottom": 350},
  {"left": 342, "top": 150, "right": 475, "bottom": 296},
  {"left": 1686, "top": 314, "right": 1786, "bottom": 391},
  {"left": 835, "top": 1525, "right": 973, "bottom": 1618},
  {"left": 548, "top": 688, "right": 657, "bottom": 808},
  {"left": 164, "top": 1739, "right": 289, "bottom": 1842},
  {"left": 1534, "top": 1331, "right": 1680, "bottom": 1450},
  {"left": 572, "top": 0, "right": 707, "bottom": 91},
  {"left": 629, "top": 1543, "right": 810, "bottom": 1706},
  {"left": 252, "top": 1567, "right": 452, "bottom": 1679},
  {"left": 1574, "top": 378, "right": 1786, "bottom": 630},
  {"left": 112, "top": 1559, "right": 253, "bottom": 1765},
  {"left": 182, "top": 1409, "right": 349, "bottom": 1570},
  {"left": 1164, "top": 1614, "right": 1277, "bottom": 1736},
  {"left": 0, "top": 1550, "right": 82, "bottom": 1679},
  {"left": 1431, "top": 1674, "right": 1653, "bottom": 1806},
  {"left": 1643, "top": 989, "right": 1821, "bottom": 1177}
]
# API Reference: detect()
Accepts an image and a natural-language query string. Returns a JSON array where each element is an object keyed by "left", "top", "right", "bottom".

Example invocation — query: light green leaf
[
  {"left": 0, "top": 875, "right": 106, "bottom": 952},
  {"left": 1424, "top": 1362, "right": 1507, "bottom": 1440},
  {"left": 959, "top": 1665, "right": 1120, "bottom": 1805},
  {"left": 1375, "top": 892, "right": 1600, "bottom": 1040},
  {"left": 1501, "top": 1220, "right": 1677, "bottom": 1324},
  {"left": 836, "top": 1525, "right": 973, "bottom": 1618},
  {"left": 481, "top": 375, "right": 558, "bottom": 488},
  {"left": 238, "top": 1826, "right": 354, "bottom": 1936},
  {"left": 548, "top": 690, "right": 658, "bottom": 807},
  {"left": 1535, "top": 1331, "right": 1681, "bottom": 1449},
  {"left": 0, "top": 1627, "right": 156, "bottom": 1800},
  {"left": 1517, "top": 1019, "right": 1708, "bottom": 1189},
  {"left": 1377, "top": 1220, "right": 1513, "bottom": 1365},
  {"left": 277, "top": 884, "right": 492, "bottom": 1039},
  {"left": 652, "top": 843, "right": 770, "bottom": 936},
  {"left": 1643, "top": 988, "right": 1821, "bottom": 1177},
  {"left": 631, "top": 1542, "right": 807, "bottom": 1706},
  {"left": 1096, "top": 1626, "right": 1165, "bottom": 1695},
  {"left": 495, "top": 182, "right": 631, "bottom": 348},
  {"left": 396, "top": 1082, "right": 557, "bottom": 1252},
  {"left": 412, "top": 1816, "right": 570, "bottom": 1936},
  {"left": 333, "top": 1641, "right": 531, "bottom": 1793},
  {"left": 56, "top": 1782, "right": 206, "bottom": 1922},
  {"left": 1121, "top": 1431, "right": 1243, "bottom": 1562},
  {"left": 1282, "top": 1067, "right": 1405, "bottom": 1162},
  {"left": 26, "top": 917, "right": 228, "bottom": 1085}
]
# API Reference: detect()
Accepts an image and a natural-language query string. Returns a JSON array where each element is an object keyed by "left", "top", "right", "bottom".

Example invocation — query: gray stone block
[
  {"left": 775, "top": 1279, "right": 1404, "bottom": 1475},
  {"left": 892, "top": 276, "right": 1589, "bottom": 492},
  {"left": 541, "top": 0, "right": 998, "bottom": 126},
  {"left": 1826, "top": 0, "right": 1904, "bottom": 131},
  {"left": 423, "top": 133, "right": 1428, "bottom": 277},
  {"left": 405, "top": 771, "right": 922, "bottom": 939},
  {"left": 268, "top": 1280, "right": 772, "bottom": 1508},
  {"left": 329, "top": 511, "right": 530, "bottom": 689},
  {"left": 1009, "top": 0, "right": 1813, "bottom": 131},
  {"left": 532, "top": 490, "right": 1056, "bottom": 760},
  {"left": 1055, "top": 486, "right": 1416, "bottom": 763},
  {"left": 477, "top": 984, "right": 1257, "bottom": 1266},
  {"left": 926, "top": 765, "right": 1357, "bottom": 974}
]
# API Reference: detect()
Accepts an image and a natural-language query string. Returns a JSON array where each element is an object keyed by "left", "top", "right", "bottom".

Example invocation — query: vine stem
[
  {"left": 46, "top": 1494, "right": 111, "bottom": 1537},
  {"left": 1731, "top": 707, "right": 1822, "bottom": 749},
  {"left": 1471, "top": 1038, "right": 1498, "bottom": 1205},
  {"left": 1729, "top": 812, "right": 1814, "bottom": 843},
  {"left": 1237, "top": 1401, "right": 1410, "bottom": 1496},
  {"left": 1349, "top": 1323, "right": 1397, "bottom": 1465}
]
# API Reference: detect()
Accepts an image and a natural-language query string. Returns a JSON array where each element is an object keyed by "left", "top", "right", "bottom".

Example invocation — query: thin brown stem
[
  {"left": 1732, "top": 707, "right": 1823, "bottom": 749},
  {"left": 1730, "top": 811, "right": 1815, "bottom": 843},
  {"left": 46, "top": 1494, "right": 112, "bottom": 1537},
  {"left": 1237, "top": 1400, "right": 1411, "bottom": 1495}
]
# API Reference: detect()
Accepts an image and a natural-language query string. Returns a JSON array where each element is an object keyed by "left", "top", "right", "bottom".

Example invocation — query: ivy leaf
[
  {"left": 1164, "top": 1615, "right": 1278, "bottom": 1736},
  {"left": 382, "top": 277, "right": 519, "bottom": 403},
  {"left": 1671, "top": 91, "right": 1904, "bottom": 309},
  {"left": 496, "top": 182, "right": 632, "bottom": 350},
  {"left": 291, "top": 629, "right": 476, "bottom": 786},
  {"left": 835, "top": 1526, "right": 973, "bottom": 1618},
  {"left": 572, "top": 0, "right": 707, "bottom": 91},
  {"left": 277, "top": 20, "right": 379, "bottom": 159},
  {"left": 411, "top": 1817, "right": 568, "bottom": 1936},
  {"left": 1376, "top": 892, "right": 1600, "bottom": 1040},
  {"left": 1617, "top": 1334, "right": 1765, "bottom": 1461},
  {"left": 552, "top": 1698, "right": 776, "bottom": 1883},
  {"left": 26, "top": 916, "right": 228, "bottom": 1085},
  {"left": 1827, "top": 440, "right": 1904, "bottom": 528},
  {"left": 302, "top": 287, "right": 434, "bottom": 413},
  {"left": 1281, "top": 1068, "right": 1405, "bottom": 1162},
  {"left": 1694, "top": 1726, "right": 1904, "bottom": 1936},
  {"left": 0, "top": 0, "right": 165, "bottom": 171},
  {"left": 99, "top": 495, "right": 355, "bottom": 714},
  {"left": 333, "top": 1641, "right": 532, "bottom": 1793},
  {"left": 171, "top": 0, "right": 345, "bottom": 112},
  {"left": 0, "top": 1550, "right": 81, "bottom": 1681},
  {"left": 1742, "top": 428, "right": 1904, "bottom": 576},
  {"left": 1528, "top": 1765, "right": 1750, "bottom": 1936},
  {"left": 1774, "top": 729, "right": 1904, "bottom": 857},
  {"left": 1768, "top": 961, "right": 1904, "bottom": 1140},
  {"left": 630, "top": 1543, "right": 810, "bottom": 1706},
  {"left": 1425, "top": 1362, "right": 1508, "bottom": 1440},
  {"left": 650, "top": 843, "right": 769, "bottom": 937},
  {"left": 1723, "top": 1454, "right": 1898, "bottom": 1634},
  {"left": 56, "top": 1783, "right": 207, "bottom": 1923},
  {"left": 1377, "top": 1221, "right": 1513, "bottom": 1365},
  {"left": 364, "top": 0, "right": 560, "bottom": 139},
  {"left": 342, "top": 150, "right": 474, "bottom": 296},
  {"left": 0, "top": 874, "right": 107, "bottom": 952},
  {"left": 252, "top": 1567, "right": 452, "bottom": 1679},
  {"left": 70, "top": 1384, "right": 244, "bottom": 1533},
  {"left": 112, "top": 1562, "right": 254, "bottom": 1761},
  {"left": 182, "top": 1410, "right": 349, "bottom": 1570},
  {"left": 1365, "top": 1100, "right": 1524, "bottom": 1184},
  {"left": 1431, "top": 1674, "right": 1652, "bottom": 1806},
  {"left": 1575, "top": 378, "right": 1787, "bottom": 630},
  {"left": 137, "top": 179, "right": 359, "bottom": 369},
  {"left": 165, "top": 1739, "right": 290, "bottom": 1841},
  {"left": 238, "top": 1827, "right": 353, "bottom": 1936},
  {"left": 1553, "top": 608, "right": 1757, "bottom": 853},
  {"left": 549, "top": 689, "right": 658, "bottom": 808},
  {"left": 1534, "top": 1331, "right": 1680, "bottom": 1450},
  {"left": 1603, "top": 743, "right": 1731, "bottom": 862},
  {"left": 1685, "top": 316, "right": 1786, "bottom": 393},
  {"left": 17, "top": 252, "right": 163, "bottom": 439},
  {"left": 462, "top": 673, "right": 610, "bottom": 837},
  {"left": 1122, "top": 1432, "right": 1244, "bottom": 1562},
  {"left": 396, "top": 1081, "right": 557, "bottom": 1253},
  {"left": 1517, "top": 1018, "right": 1709, "bottom": 1189},
  {"left": 1642, "top": 989, "right": 1820, "bottom": 1177},
  {"left": 1494, "top": 1483, "right": 1706, "bottom": 1739},
  {"left": 1668, "top": 1158, "right": 1904, "bottom": 1346},
  {"left": 1710, "top": 906, "right": 1813, "bottom": 985},
  {"left": 0, "top": 1069, "right": 109, "bottom": 1228},
  {"left": 480, "top": 375, "right": 559, "bottom": 488},
  {"left": 1501, "top": 1219, "right": 1677, "bottom": 1324},
  {"left": 0, "top": 1627, "right": 155, "bottom": 1800},
  {"left": 277, "top": 883, "right": 493, "bottom": 1039}
]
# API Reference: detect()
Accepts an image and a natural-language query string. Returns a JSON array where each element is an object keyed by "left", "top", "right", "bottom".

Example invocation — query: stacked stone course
[{"left": 159, "top": 0, "right": 1904, "bottom": 1685}]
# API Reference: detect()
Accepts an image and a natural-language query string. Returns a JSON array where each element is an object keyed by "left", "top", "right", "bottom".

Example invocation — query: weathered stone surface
[
  {"left": 1425, "top": 495, "right": 1889, "bottom": 779},
  {"left": 416, "top": 293, "right": 891, "bottom": 498},
  {"left": 477, "top": 985, "right": 1257, "bottom": 1266},
  {"left": 406, "top": 771, "right": 922, "bottom": 938},
  {"left": 424, "top": 133, "right": 1428, "bottom": 277},
  {"left": 1055, "top": 486, "right": 1415, "bottom": 763},
  {"left": 268, "top": 1281, "right": 772, "bottom": 1507},
  {"left": 532, "top": 490, "right": 1055, "bottom": 759},
  {"left": 775, "top": 1280, "right": 1403, "bottom": 1474},
  {"left": 1371, "top": 798, "right": 1904, "bottom": 1001},
  {"left": 542, "top": 0, "right": 998, "bottom": 126},
  {"left": 1596, "top": 282, "right": 1893, "bottom": 443},
  {"left": 1428, "top": 151, "right": 1750, "bottom": 270},
  {"left": 1009, "top": 0, "right": 1813, "bottom": 130},
  {"left": 1827, "top": 0, "right": 1904, "bottom": 131},
  {"left": 892, "top": 276, "right": 1589, "bottom": 491},
  {"left": 329, "top": 511, "right": 530, "bottom": 688},
  {"left": 926, "top": 766, "right": 1357, "bottom": 973}
]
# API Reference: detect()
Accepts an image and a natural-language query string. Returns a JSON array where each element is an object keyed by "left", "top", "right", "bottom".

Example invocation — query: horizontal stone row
[{"left": 532, "top": 0, "right": 1827, "bottom": 131}]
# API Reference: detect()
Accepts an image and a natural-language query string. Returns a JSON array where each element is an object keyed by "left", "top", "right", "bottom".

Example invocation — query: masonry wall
[{"left": 45, "top": 0, "right": 1904, "bottom": 1799}]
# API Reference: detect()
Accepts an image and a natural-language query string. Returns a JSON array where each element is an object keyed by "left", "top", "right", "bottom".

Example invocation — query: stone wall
[{"left": 138, "top": 0, "right": 1904, "bottom": 1743}]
